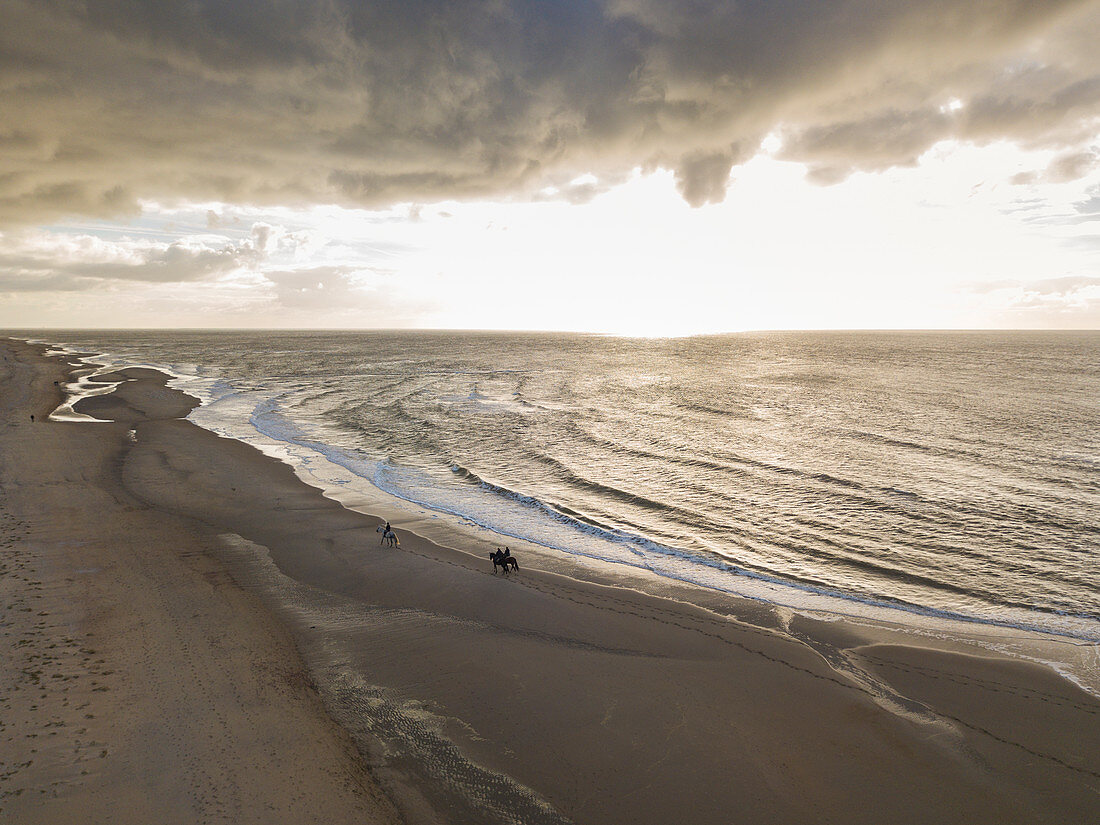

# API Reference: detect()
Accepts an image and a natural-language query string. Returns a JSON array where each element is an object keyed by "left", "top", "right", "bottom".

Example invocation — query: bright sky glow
[{"left": 5, "top": 140, "right": 1096, "bottom": 334}]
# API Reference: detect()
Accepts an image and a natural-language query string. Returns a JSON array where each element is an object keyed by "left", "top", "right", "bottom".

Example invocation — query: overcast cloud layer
[{"left": 3, "top": 0, "right": 1099, "bottom": 226}]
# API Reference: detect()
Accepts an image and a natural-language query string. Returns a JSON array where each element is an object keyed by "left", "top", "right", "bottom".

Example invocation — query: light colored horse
[{"left": 376, "top": 525, "right": 400, "bottom": 547}]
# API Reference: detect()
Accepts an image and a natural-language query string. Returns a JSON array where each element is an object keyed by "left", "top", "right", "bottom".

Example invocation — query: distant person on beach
[{"left": 29, "top": 414, "right": 34, "bottom": 422}]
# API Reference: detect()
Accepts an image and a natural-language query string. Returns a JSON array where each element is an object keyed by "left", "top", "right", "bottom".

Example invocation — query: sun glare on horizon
[{"left": 7, "top": 141, "right": 1097, "bottom": 335}]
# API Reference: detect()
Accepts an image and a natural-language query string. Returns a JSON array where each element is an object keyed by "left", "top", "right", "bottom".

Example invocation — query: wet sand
[{"left": 2, "top": 338, "right": 1098, "bottom": 824}]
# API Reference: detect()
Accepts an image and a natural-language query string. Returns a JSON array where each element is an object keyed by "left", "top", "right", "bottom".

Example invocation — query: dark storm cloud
[
  {"left": 2, "top": 0, "right": 1098, "bottom": 225},
  {"left": 675, "top": 148, "right": 743, "bottom": 207}
]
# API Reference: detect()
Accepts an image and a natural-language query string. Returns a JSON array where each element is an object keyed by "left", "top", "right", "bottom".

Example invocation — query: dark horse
[{"left": 490, "top": 550, "right": 519, "bottom": 574}]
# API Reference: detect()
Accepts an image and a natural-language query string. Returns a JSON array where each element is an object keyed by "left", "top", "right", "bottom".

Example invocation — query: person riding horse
[{"left": 490, "top": 547, "right": 519, "bottom": 573}]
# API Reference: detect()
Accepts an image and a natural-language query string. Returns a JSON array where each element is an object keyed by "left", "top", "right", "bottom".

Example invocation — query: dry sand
[
  {"left": 1, "top": 338, "right": 1097, "bottom": 824},
  {"left": 0, "top": 342, "right": 401, "bottom": 824}
]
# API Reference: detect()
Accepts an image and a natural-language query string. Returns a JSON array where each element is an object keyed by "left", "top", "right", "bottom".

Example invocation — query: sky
[{"left": 2, "top": 0, "right": 1099, "bottom": 334}]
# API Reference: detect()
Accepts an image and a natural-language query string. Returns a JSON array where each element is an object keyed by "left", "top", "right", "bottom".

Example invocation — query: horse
[
  {"left": 489, "top": 550, "right": 519, "bottom": 574},
  {"left": 377, "top": 525, "right": 400, "bottom": 547}
]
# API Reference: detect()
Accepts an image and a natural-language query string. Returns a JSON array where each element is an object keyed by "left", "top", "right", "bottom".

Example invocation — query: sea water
[{"left": 29, "top": 330, "right": 1100, "bottom": 650}]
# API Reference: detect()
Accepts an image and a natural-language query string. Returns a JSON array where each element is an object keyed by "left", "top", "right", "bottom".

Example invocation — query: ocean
[{"left": 32, "top": 329, "right": 1100, "bottom": 644}]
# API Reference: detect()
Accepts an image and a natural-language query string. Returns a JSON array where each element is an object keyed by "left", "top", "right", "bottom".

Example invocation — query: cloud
[
  {"left": 262, "top": 265, "right": 371, "bottom": 310},
  {"left": 780, "top": 109, "right": 951, "bottom": 181},
  {"left": 1075, "top": 185, "right": 1100, "bottom": 215},
  {"left": 260, "top": 264, "right": 440, "bottom": 324},
  {"left": 2, "top": 0, "right": 1099, "bottom": 225},
  {"left": 1024, "top": 275, "right": 1100, "bottom": 294},
  {"left": 674, "top": 149, "right": 739, "bottom": 206},
  {"left": 0, "top": 224, "right": 273, "bottom": 290},
  {"left": 0, "top": 270, "right": 92, "bottom": 293},
  {"left": 964, "top": 275, "right": 1100, "bottom": 295},
  {"left": 1064, "top": 234, "right": 1100, "bottom": 250},
  {"left": 1011, "top": 150, "right": 1099, "bottom": 185},
  {"left": 962, "top": 273, "right": 1100, "bottom": 327}
]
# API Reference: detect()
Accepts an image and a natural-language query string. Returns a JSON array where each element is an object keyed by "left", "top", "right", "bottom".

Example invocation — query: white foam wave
[{"left": 232, "top": 391, "right": 1100, "bottom": 645}]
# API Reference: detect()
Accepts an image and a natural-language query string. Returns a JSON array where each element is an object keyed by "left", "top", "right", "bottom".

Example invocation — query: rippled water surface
[{"left": 38, "top": 330, "right": 1100, "bottom": 638}]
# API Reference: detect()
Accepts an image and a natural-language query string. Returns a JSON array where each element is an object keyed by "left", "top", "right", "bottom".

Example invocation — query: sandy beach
[{"left": 2, "top": 338, "right": 1098, "bottom": 824}]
